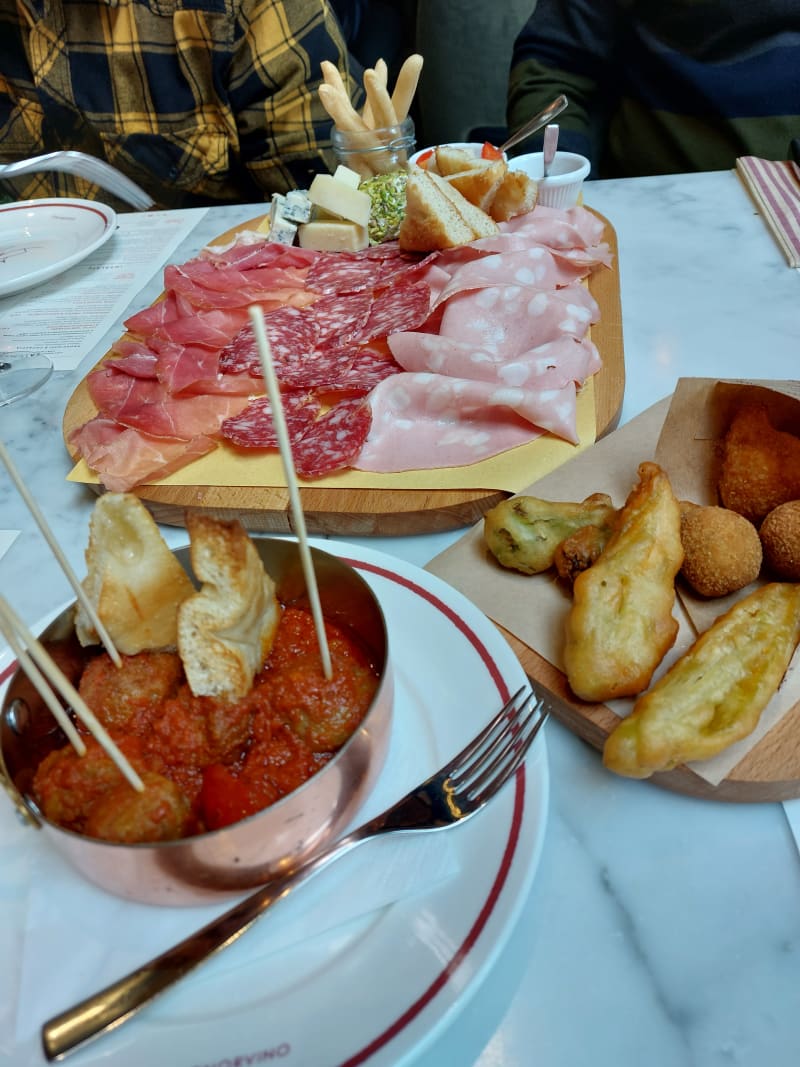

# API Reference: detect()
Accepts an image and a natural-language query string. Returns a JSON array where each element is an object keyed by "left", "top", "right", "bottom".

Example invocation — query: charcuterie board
[{"left": 63, "top": 210, "right": 624, "bottom": 536}]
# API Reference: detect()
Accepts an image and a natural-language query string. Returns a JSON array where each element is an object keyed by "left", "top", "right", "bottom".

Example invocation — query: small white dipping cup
[{"left": 511, "top": 150, "right": 590, "bottom": 208}]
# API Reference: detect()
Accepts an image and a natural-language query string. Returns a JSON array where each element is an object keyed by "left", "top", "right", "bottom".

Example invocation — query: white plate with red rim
[
  {"left": 0, "top": 198, "right": 116, "bottom": 298},
  {"left": 0, "top": 538, "right": 549, "bottom": 1067}
]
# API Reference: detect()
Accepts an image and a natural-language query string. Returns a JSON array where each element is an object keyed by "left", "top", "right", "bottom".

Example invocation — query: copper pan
[{"left": 0, "top": 538, "right": 393, "bottom": 906}]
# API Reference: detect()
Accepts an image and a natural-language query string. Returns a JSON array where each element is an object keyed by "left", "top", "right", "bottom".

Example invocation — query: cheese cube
[
  {"left": 297, "top": 220, "right": 369, "bottom": 251},
  {"left": 307, "top": 174, "right": 371, "bottom": 227},
  {"left": 283, "top": 189, "right": 312, "bottom": 223},
  {"left": 333, "top": 165, "right": 362, "bottom": 189}
]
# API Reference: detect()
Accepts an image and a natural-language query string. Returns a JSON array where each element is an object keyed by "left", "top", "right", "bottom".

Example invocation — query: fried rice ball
[
  {"left": 679, "top": 501, "right": 762, "bottom": 598},
  {"left": 718, "top": 403, "right": 800, "bottom": 524},
  {"left": 760, "top": 500, "right": 800, "bottom": 581}
]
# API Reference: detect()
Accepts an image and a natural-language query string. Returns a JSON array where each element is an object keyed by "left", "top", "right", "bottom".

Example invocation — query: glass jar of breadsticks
[
  {"left": 331, "top": 116, "right": 416, "bottom": 178},
  {"left": 320, "top": 55, "right": 422, "bottom": 180}
]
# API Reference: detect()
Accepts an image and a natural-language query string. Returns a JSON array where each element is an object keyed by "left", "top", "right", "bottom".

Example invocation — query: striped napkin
[{"left": 736, "top": 155, "right": 800, "bottom": 267}]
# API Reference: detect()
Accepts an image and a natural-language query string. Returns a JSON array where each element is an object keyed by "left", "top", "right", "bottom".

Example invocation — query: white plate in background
[{"left": 0, "top": 198, "right": 116, "bottom": 297}]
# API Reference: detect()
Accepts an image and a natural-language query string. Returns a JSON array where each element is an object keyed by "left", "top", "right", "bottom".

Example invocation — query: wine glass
[{"left": 0, "top": 353, "right": 53, "bottom": 406}]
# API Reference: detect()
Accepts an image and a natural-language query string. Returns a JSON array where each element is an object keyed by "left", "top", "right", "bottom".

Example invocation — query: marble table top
[{"left": 1, "top": 167, "right": 798, "bottom": 1067}]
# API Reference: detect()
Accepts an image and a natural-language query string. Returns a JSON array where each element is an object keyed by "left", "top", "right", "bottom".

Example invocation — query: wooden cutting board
[{"left": 63, "top": 210, "right": 624, "bottom": 536}]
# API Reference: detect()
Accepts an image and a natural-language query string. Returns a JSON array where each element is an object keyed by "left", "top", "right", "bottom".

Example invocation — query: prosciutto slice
[
  {"left": 70, "top": 418, "right": 217, "bottom": 492},
  {"left": 87, "top": 367, "right": 250, "bottom": 438}
]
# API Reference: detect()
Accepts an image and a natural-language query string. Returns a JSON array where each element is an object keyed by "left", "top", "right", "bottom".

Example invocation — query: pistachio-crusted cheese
[{"left": 360, "top": 171, "right": 408, "bottom": 243}]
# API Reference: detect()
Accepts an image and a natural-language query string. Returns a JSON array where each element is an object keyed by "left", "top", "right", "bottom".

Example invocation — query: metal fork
[
  {"left": 0, "top": 151, "right": 154, "bottom": 210},
  {"left": 42, "top": 685, "right": 548, "bottom": 1061}
]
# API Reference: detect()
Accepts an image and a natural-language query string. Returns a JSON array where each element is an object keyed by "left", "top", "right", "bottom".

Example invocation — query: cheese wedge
[
  {"left": 298, "top": 219, "right": 369, "bottom": 251},
  {"left": 308, "top": 173, "right": 371, "bottom": 227}
]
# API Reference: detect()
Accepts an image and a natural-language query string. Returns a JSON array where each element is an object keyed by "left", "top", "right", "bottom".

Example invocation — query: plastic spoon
[{"left": 542, "top": 123, "right": 559, "bottom": 178}]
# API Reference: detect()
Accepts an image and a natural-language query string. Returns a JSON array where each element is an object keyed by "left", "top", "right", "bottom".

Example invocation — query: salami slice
[
  {"left": 292, "top": 397, "right": 372, "bottom": 478},
  {"left": 305, "top": 253, "right": 380, "bottom": 296},
  {"left": 219, "top": 307, "right": 319, "bottom": 376},
  {"left": 220, "top": 391, "right": 321, "bottom": 448},
  {"left": 359, "top": 281, "right": 432, "bottom": 343},
  {"left": 309, "top": 291, "right": 372, "bottom": 344}
]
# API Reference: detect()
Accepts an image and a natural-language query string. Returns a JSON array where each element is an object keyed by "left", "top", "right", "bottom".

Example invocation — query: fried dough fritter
[
  {"left": 760, "top": 500, "right": 800, "bottom": 580},
  {"left": 553, "top": 523, "right": 616, "bottom": 586},
  {"left": 718, "top": 403, "right": 800, "bottom": 525},
  {"left": 483, "top": 493, "right": 617, "bottom": 576},
  {"left": 563, "top": 462, "right": 684, "bottom": 702},
  {"left": 679, "top": 501, "right": 762, "bottom": 598},
  {"left": 603, "top": 583, "right": 800, "bottom": 778}
]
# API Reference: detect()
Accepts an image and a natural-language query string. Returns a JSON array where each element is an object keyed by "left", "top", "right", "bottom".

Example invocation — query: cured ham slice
[
  {"left": 69, "top": 418, "right": 217, "bottom": 492},
  {"left": 163, "top": 263, "right": 316, "bottom": 312},
  {"left": 355, "top": 373, "right": 580, "bottom": 473},
  {"left": 86, "top": 366, "right": 250, "bottom": 438}
]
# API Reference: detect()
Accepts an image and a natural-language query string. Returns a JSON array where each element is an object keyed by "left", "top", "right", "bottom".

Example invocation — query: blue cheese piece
[
  {"left": 297, "top": 219, "right": 369, "bottom": 251},
  {"left": 283, "top": 189, "right": 312, "bottom": 223},
  {"left": 307, "top": 174, "right": 371, "bottom": 227},
  {"left": 269, "top": 216, "right": 298, "bottom": 244}
]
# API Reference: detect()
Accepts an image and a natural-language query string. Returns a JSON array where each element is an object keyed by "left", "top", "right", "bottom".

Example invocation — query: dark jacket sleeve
[{"left": 507, "top": 0, "right": 622, "bottom": 172}]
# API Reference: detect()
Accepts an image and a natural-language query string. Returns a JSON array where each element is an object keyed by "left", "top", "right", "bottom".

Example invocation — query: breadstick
[
  {"left": 391, "top": 54, "right": 424, "bottom": 122},
  {"left": 320, "top": 59, "right": 348, "bottom": 94},
  {"left": 364, "top": 68, "right": 398, "bottom": 128},
  {"left": 319, "top": 83, "right": 369, "bottom": 132},
  {"left": 362, "top": 57, "right": 389, "bottom": 126}
]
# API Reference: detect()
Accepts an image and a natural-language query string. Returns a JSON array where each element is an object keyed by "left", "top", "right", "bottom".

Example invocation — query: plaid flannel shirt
[{"left": 0, "top": 0, "right": 358, "bottom": 209}]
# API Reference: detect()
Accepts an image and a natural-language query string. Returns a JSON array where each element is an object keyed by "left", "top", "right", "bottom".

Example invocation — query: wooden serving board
[{"left": 63, "top": 211, "right": 624, "bottom": 536}]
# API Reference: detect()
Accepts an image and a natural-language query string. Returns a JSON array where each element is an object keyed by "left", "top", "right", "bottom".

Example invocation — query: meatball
[
  {"left": 85, "top": 771, "right": 193, "bottom": 843},
  {"left": 78, "top": 651, "right": 183, "bottom": 733},
  {"left": 760, "top": 500, "right": 800, "bottom": 580},
  {"left": 679, "top": 501, "right": 762, "bottom": 598},
  {"left": 33, "top": 735, "right": 148, "bottom": 832},
  {"left": 257, "top": 607, "right": 379, "bottom": 752}
]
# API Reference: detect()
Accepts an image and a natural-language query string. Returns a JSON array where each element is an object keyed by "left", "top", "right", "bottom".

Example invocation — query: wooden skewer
[
  {"left": 0, "top": 611, "right": 85, "bottom": 756},
  {"left": 248, "top": 306, "right": 333, "bottom": 681},
  {"left": 0, "top": 596, "right": 144, "bottom": 791},
  {"left": 0, "top": 437, "right": 122, "bottom": 668}
]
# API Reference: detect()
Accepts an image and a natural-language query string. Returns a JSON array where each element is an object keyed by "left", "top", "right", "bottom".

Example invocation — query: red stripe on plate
[{"left": 340, "top": 557, "right": 527, "bottom": 1066}]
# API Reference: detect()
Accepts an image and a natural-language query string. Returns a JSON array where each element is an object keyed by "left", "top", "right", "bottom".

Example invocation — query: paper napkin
[{"left": 736, "top": 156, "right": 800, "bottom": 267}]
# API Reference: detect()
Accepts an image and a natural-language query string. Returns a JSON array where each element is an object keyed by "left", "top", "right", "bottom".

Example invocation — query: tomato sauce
[{"left": 32, "top": 606, "right": 380, "bottom": 843}]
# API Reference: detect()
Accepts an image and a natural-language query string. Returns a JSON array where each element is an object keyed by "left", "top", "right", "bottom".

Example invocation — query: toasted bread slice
[
  {"left": 399, "top": 167, "right": 480, "bottom": 250},
  {"left": 178, "top": 515, "right": 280, "bottom": 700},
  {"left": 75, "top": 493, "right": 195, "bottom": 655},
  {"left": 434, "top": 145, "right": 484, "bottom": 176},
  {"left": 488, "top": 168, "right": 538, "bottom": 221},
  {"left": 433, "top": 171, "right": 500, "bottom": 238},
  {"left": 445, "top": 159, "right": 507, "bottom": 212}
]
